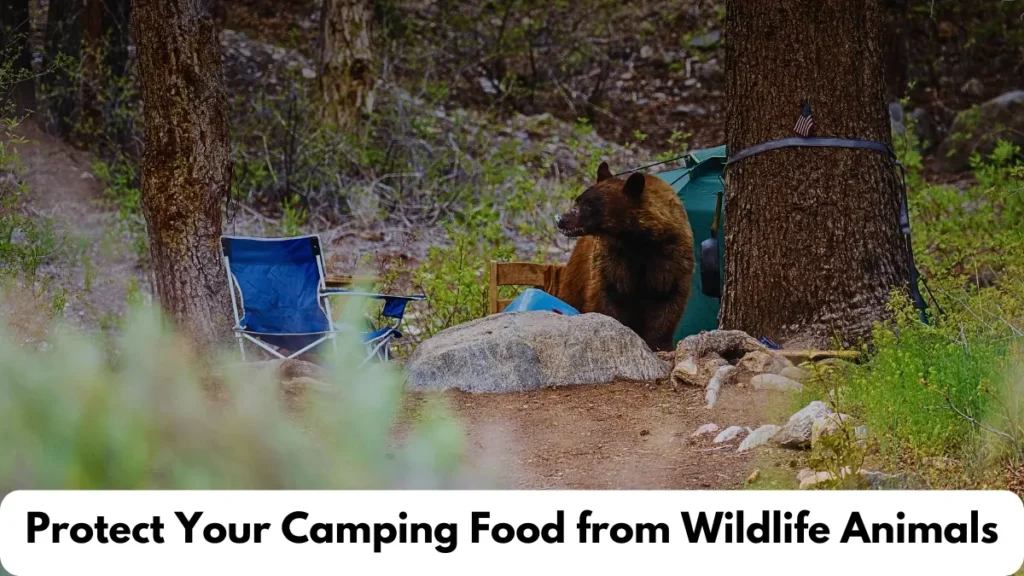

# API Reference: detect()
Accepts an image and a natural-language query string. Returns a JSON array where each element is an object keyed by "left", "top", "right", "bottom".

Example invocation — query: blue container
[{"left": 502, "top": 288, "right": 580, "bottom": 316}]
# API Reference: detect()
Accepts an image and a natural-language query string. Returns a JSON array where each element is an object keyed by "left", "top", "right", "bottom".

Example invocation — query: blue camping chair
[{"left": 220, "top": 235, "right": 425, "bottom": 363}]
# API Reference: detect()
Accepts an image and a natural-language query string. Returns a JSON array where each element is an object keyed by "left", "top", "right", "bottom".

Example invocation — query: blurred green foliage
[{"left": 0, "top": 305, "right": 467, "bottom": 491}]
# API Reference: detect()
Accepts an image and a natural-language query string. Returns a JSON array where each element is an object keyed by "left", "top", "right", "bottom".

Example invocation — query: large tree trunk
[
  {"left": 317, "top": 0, "right": 374, "bottom": 127},
  {"left": 131, "top": 0, "right": 233, "bottom": 349},
  {"left": 0, "top": 0, "right": 36, "bottom": 114},
  {"left": 720, "top": 0, "right": 909, "bottom": 347},
  {"left": 44, "top": 0, "right": 83, "bottom": 136}
]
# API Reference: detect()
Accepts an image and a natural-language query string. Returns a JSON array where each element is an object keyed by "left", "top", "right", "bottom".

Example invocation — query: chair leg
[{"left": 237, "top": 336, "right": 246, "bottom": 361}]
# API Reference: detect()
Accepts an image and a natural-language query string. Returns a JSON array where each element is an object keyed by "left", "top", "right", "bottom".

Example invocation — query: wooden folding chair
[{"left": 488, "top": 261, "right": 565, "bottom": 315}]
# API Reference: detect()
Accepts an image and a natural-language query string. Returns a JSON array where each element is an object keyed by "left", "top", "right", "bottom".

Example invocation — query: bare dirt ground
[
  {"left": 11, "top": 123, "right": 147, "bottom": 334},
  {"left": 408, "top": 380, "right": 793, "bottom": 489}
]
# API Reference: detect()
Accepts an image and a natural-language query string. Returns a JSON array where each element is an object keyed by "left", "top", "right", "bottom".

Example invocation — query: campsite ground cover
[{"left": 405, "top": 380, "right": 795, "bottom": 490}]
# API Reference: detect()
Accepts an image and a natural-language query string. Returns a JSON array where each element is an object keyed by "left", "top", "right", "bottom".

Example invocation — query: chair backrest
[
  {"left": 221, "top": 235, "right": 331, "bottom": 336},
  {"left": 488, "top": 261, "right": 565, "bottom": 315}
]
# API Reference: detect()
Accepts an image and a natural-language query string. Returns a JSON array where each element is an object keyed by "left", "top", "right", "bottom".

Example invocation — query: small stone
[
  {"left": 713, "top": 425, "right": 745, "bottom": 444},
  {"left": 738, "top": 425, "right": 780, "bottom": 452},
  {"left": 301, "top": 67, "right": 316, "bottom": 79},
  {"left": 705, "top": 364, "right": 734, "bottom": 409},
  {"left": 640, "top": 429, "right": 651, "bottom": 437},
  {"left": 736, "top": 350, "right": 792, "bottom": 380},
  {"left": 688, "top": 30, "right": 721, "bottom": 49},
  {"left": 673, "top": 103, "right": 708, "bottom": 117},
  {"left": 746, "top": 469, "right": 761, "bottom": 484},
  {"left": 780, "top": 366, "right": 810, "bottom": 382},
  {"left": 810, "top": 413, "right": 852, "bottom": 448},
  {"left": 683, "top": 77, "right": 698, "bottom": 88},
  {"left": 639, "top": 45, "right": 654, "bottom": 59},
  {"left": 750, "top": 373, "right": 804, "bottom": 392},
  {"left": 798, "top": 467, "right": 852, "bottom": 489},
  {"left": 775, "top": 401, "right": 833, "bottom": 448},
  {"left": 690, "top": 423, "right": 719, "bottom": 438}
]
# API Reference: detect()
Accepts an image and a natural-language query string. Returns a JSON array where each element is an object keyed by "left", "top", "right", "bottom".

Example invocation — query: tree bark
[
  {"left": 317, "top": 0, "right": 374, "bottom": 127},
  {"left": 721, "top": 0, "right": 909, "bottom": 347},
  {"left": 44, "top": 0, "right": 83, "bottom": 136},
  {"left": 131, "top": 0, "right": 233, "bottom": 349},
  {"left": 0, "top": 0, "right": 35, "bottom": 114}
]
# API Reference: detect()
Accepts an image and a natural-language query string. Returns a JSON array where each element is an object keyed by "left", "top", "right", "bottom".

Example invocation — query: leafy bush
[
  {"left": 802, "top": 133, "right": 1024, "bottom": 485},
  {"left": 0, "top": 304, "right": 466, "bottom": 491}
]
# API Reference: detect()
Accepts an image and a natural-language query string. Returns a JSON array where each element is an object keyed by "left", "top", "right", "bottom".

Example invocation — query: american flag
[{"left": 794, "top": 102, "right": 814, "bottom": 137}]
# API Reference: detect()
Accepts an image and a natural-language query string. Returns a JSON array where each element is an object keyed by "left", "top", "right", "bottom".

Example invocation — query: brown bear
[{"left": 554, "top": 162, "right": 694, "bottom": 351}]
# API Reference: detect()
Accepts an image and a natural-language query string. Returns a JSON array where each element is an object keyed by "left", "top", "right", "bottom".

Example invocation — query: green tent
[{"left": 655, "top": 145, "right": 727, "bottom": 345}]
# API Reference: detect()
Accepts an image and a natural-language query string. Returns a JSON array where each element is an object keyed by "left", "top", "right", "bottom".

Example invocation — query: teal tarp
[{"left": 655, "top": 145, "right": 727, "bottom": 345}]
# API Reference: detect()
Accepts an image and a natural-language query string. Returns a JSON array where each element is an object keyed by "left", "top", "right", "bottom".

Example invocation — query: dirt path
[
  {"left": 411, "top": 381, "right": 792, "bottom": 489},
  {"left": 11, "top": 123, "right": 146, "bottom": 333}
]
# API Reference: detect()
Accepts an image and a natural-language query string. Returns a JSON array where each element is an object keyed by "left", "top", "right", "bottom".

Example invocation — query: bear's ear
[
  {"left": 623, "top": 173, "right": 646, "bottom": 198},
  {"left": 596, "top": 161, "right": 613, "bottom": 182}
]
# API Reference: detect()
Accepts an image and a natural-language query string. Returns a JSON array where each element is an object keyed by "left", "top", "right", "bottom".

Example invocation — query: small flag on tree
[{"left": 794, "top": 102, "right": 814, "bottom": 137}]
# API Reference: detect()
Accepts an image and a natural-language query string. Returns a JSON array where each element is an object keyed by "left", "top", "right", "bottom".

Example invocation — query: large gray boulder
[
  {"left": 405, "top": 312, "right": 669, "bottom": 392},
  {"left": 935, "top": 90, "right": 1024, "bottom": 173}
]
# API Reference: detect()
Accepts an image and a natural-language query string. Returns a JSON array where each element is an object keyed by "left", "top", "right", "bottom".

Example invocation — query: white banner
[{"left": 1, "top": 490, "right": 1022, "bottom": 575}]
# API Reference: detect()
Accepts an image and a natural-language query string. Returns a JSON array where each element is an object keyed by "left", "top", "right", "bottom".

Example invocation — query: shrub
[{"left": 0, "top": 304, "right": 467, "bottom": 491}]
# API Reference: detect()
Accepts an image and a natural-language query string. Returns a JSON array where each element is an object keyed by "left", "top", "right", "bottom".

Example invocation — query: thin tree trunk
[
  {"left": 721, "top": 0, "right": 909, "bottom": 347},
  {"left": 103, "top": 0, "right": 131, "bottom": 78},
  {"left": 131, "top": 0, "right": 233, "bottom": 349},
  {"left": 882, "top": 0, "right": 910, "bottom": 101},
  {"left": 0, "top": 0, "right": 36, "bottom": 114},
  {"left": 317, "top": 0, "right": 374, "bottom": 127},
  {"left": 44, "top": 0, "right": 83, "bottom": 136}
]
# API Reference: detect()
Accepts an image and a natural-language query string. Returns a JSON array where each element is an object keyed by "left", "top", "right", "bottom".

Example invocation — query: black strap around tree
[{"left": 725, "top": 136, "right": 935, "bottom": 323}]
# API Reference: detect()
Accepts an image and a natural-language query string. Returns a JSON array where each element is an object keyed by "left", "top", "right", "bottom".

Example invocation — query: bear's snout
[{"left": 556, "top": 208, "right": 584, "bottom": 237}]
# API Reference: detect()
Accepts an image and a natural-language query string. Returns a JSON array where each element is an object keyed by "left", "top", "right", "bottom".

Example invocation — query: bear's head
[{"left": 557, "top": 161, "right": 662, "bottom": 238}]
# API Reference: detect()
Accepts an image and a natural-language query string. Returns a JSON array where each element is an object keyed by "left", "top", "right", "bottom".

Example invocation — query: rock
[
  {"left": 404, "top": 312, "right": 668, "bottom": 393},
  {"left": 780, "top": 366, "right": 810, "bottom": 382},
  {"left": 936, "top": 90, "right": 1024, "bottom": 173},
  {"left": 705, "top": 364, "right": 734, "bottom": 409},
  {"left": 746, "top": 469, "right": 761, "bottom": 484},
  {"left": 889, "top": 101, "right": 906, "bottom": 135},
  {"left": 688, "top": 30, "right": 721, "bottom": 49},
  {"left": 672, "top": 354, "right": 727, "bottom": 388},
  {"left": 691, "top": 423, "right": 719, "bottom": 438},
  {"left": 750, "top": 373, "right": 804, "bottom": 392},
  {"left": 478, "top": 77, "right": 499, "bottom": 95},
  {"left": 696, "top": 57, "right": 723, "bottom": 82},
  {"left": 775, "top": 401, "right": 833, "bottom": 448},
  {"left": 798, "top": 467, "right": 852, "bottom": 489},
  {"left": 673, "top": 103, "right": 708, "bottom": 117},
  {"left": 736, "top": 350, "right": 792, "bottom": 376},
  {"left": 639, "top": 45, "right": 654, "bottom": 59},
  {"left": 860, "top": 470, "right": 922, "bottom": 489},
  {"left": 961, "top": 78, "right": 984, "bottom": 98},
  {"left": 672, "top": 330, "right": 767, "bottom": 387},
  {"left": 810, "top": 413, "right": 852, "bottom": 448},
  {"left": 713, "top": 425, "right": 745, "bottom": 444},
  {"left": 738, "top": 424, "right": 780, "bottom": 452}
]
